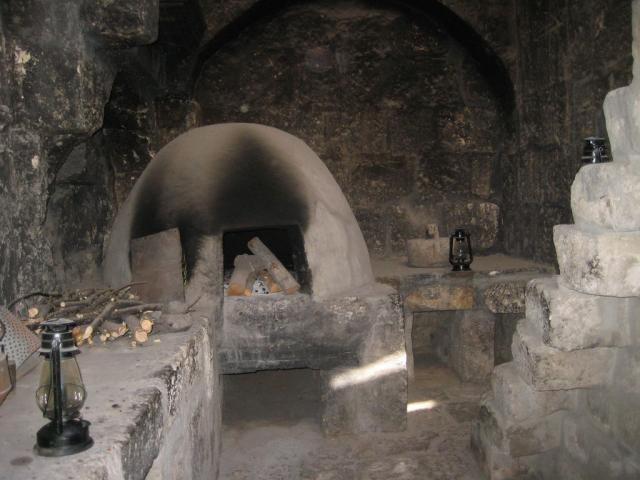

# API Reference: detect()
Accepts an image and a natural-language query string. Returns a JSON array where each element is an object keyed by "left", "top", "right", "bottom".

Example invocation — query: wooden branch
[
  {"left": 101, "top": 320, "right": 128, "bottom": 339},
  {"left": 113, "top": 303, "right": 162, "bottom": 316},
  {"left": 8, "top": 291, "right": 61, "bottom": 309},
  {"left": 83, "top": 301, "right": 117, "bottom": 340},
  {"left": 247, "top": 237, "right": 300, "bottom": 294},
  {"left": 184, "top": 295, "right": 202, "bottom": 313}
]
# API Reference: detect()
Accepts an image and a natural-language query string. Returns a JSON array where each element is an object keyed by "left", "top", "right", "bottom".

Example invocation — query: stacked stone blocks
[{"left": 473, "top": 9, "right": 640, "bottom": 469}]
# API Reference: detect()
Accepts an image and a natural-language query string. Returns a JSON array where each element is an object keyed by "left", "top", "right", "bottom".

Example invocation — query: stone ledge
[
  {"left": 405, "top": 284, "right": 475, "bottom": 312},
  {"left": 554, "top": 224, "right": 640, "bottom": 297},
  {"left": 571, "top": 162, "right": 640, "bottom": 232},
  {"left": 0, "top": 316, "right": 220, "bottom": 480},
  {"left": 512, "top": 320, "right": 616, "bottom": 390},
  {"left": 526, "top": 276, "right": 640, "bottom": 351},
  {"left": 220, "top": 289, "right": 405, "bottom": 373}
]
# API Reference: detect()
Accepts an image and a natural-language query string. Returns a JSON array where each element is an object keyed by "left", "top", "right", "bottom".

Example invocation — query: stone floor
[{"left": 219, "top": 356, "right": 487, "bottom": 479}]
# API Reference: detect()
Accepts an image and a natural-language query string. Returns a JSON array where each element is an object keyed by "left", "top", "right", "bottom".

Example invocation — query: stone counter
[
  {"left": 0, "top": 314, "right": 221, "bottom": 480},
  {"left": 372, "top": 254, "right": 554, "bottom": 382}
]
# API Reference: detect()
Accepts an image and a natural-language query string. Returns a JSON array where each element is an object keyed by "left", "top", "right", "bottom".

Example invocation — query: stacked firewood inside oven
[
  {"left": 9, "top": 284, "right": 164, "bottom": 347},
  {"left": 226, "top": 237, "right": 300, "bottom": 296}
]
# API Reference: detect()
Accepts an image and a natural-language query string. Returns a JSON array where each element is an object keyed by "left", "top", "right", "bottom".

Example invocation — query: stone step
[
  {"left": 554, "top": 224, "right": 640, "bottom": 297},
  {"left": 491, "top": 361, "right": 576, "bottom": 424},
  {"left": 511, "top": 320, "right": 617, "bottom": 390},
  {"left": 477, "top": 394, "right": 564, "bottom": 458},
  {"left": 571, "top": 161, "right": 640, "bottom": 232},
  {"left": 526, "top": 276, "right": 640, "bottom": 351}
]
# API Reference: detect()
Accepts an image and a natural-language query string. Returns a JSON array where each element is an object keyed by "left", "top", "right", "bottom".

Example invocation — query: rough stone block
[
  {"left": 131, "top": 228, "right": 185, "bottom": 303},
  {"left": 321, "top": 364, "right": 407, "bottom": 435},
  {"left": 604, "top": 83, "right": 640, "bottom": 164},
  {"left": 571, "top": 162, "right": 640, "bottom": 231},
  {"left": 81, "top": 0, "right": 159, "bottom": 46},
  {"left": 512, "top": 321, "right": 616, "bottom": 390},
  {"left": 442, "top": 200, "right": 500, "bottom": 250},
  {"left": 478, "top": 396, "right": 564, "bottom": 458},
  {"left": 554, "top": 224, "right": 640, "bottom": 297},
  {"left": 449, "top": 310, "right": 495, "bottom": 382},
  {"left": 491, "top": 362, "right": 575, "bottom": 424},
  {"left": 484, "top": 281, "right": 527, "bottom": 313},
  {"left": 220, "top": 292, "right": 405, "bottom": 374},
  {"left": 526, "top": 276, "right": 640, "bottom": 350},
  {"left": 405, "top": 284, "right": 474, "bottom": 312}
]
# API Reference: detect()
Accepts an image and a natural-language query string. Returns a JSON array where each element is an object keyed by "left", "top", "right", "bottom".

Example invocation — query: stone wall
[
  {"left": 0, "top": 0, "right": 167, "bottom": 303},
  {"left": 194, "top": 2, "right": 507, "bottom": 258},
  {"left": 502, "top": 0, "right": 633, "bottom": 264}
]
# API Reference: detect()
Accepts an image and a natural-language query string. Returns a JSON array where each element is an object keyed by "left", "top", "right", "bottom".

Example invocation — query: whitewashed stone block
[
  {"left": 554, "top": 224, "right": 640, "bottom": 297},
  {"left": 512, "top": 321, "right": 616, "bottom": 390},
  {"left": 526, "top": 276, "right": 640, "bottom": 350},
  {"left": 491, "top": 362, "right": 575, "bottom": 424},
  {"left": 478, "top": 395, "right": 564, "bottom": 458},
  {"left": 571, "top": 162, "right": 640, "bottom": 231}
]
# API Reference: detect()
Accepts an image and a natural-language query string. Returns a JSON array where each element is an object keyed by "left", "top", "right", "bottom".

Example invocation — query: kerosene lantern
[
  {"left": 581, "top": 137, "right": 610, "bottom": 164},
  {"left": 34, "top": 318, "right": 93, "bottom": 456},
  {"left": 449, "top": 228, "right": 473, "bottom": 271}
]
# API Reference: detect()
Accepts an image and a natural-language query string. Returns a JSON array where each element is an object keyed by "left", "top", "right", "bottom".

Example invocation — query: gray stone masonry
[
  {"left": 554, "top": 224, "right": 640, "bottom": 297},
  {"left": 373, "top": 255, "right": 554, "bottom": 383},
  {"left": 484, "top": 281, "right": 527, "bottom": 314},
  {"left": 571, "top": 162, "right": 640, "bottom": 232},
  {"left": 512, "top": 320, "right": 617, "bottom": 390},
  {"left": 526, "top": 276, "right": 640, "bottom": 351},
  {"left": 491, "top": 362, "right": 576, "bottom": 424},
  {"left": 221, "top": 286, "right": 408, "bottom": 434},
  {"left": 477, "top": 394, "right": 564, "bottom": 458},
  {"left": 475, "top": 1, "right": 639, "bottom": 478}
]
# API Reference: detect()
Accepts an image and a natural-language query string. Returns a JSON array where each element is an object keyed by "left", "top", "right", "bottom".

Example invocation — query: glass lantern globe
[
  {"left": 34, "top": 318, "right": 92, "bottom": 457},
  {"left": 36, "top": 353, "right": 86, "bottom": 420}
]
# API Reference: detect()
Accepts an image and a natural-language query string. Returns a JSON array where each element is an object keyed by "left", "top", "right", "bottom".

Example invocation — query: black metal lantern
[
  {"left": 34, "top": 319, "right": 93, "bottom": 457},
  {"left": 449, "top": 228, "right": 473, "bottom": 271},
  {"left": 581, "top": 137, "right": 610, "bottom": 164}
]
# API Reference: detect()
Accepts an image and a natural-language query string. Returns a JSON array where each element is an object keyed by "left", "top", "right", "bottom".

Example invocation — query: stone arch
[{"left": 189, "top": 0, "right": 515, "bottom": 115}]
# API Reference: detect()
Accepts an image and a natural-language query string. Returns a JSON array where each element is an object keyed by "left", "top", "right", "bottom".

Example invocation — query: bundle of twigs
[{"left": 9, "top": 283, "right": 162, "bottom": 346}]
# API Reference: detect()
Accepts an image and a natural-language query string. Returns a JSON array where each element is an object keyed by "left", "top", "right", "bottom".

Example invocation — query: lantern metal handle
[{"left": 50, "top": 334, "right": 63, "bottom": 435}]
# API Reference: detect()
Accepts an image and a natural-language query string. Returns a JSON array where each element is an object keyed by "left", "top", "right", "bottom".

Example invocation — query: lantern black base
[
  {"left": 34, "top": 419, "right": 93, "bottom": 457},
  {"left": 451, "top": 264, "right": 471, "bottom": 272}
]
